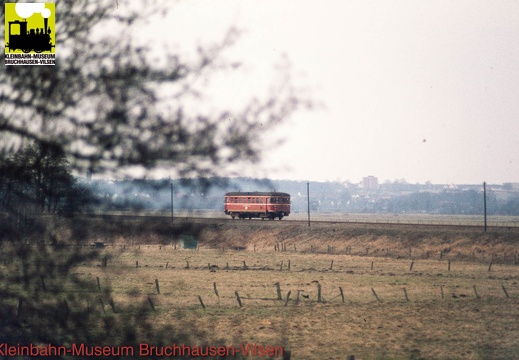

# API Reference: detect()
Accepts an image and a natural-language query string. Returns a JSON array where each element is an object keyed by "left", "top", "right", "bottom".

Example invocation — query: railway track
[{"left": 81, "top": 212, "right": 519, "bottom": 233}]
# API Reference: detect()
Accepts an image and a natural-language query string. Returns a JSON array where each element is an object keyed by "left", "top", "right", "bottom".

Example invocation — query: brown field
[{"left": 3, "top": 215, "right": 519, "bottom": 359}]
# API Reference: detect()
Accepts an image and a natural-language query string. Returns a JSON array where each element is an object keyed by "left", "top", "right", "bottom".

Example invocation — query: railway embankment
[
  {"left": 6, "top": 214, "right": 518, "bottom": 263},
  {"left": 199, "top": 220, "right": 519, "bottom": 263}
]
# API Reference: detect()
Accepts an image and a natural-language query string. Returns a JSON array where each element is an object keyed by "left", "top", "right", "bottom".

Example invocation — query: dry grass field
[
  {"left": 78, "top": 246, "right": 519, "bottom": 359},
  {"left": 2, "top": 215, "right": 519, "bottom": 359}
]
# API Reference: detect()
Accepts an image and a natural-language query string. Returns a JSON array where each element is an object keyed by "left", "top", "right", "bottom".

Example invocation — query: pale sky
[{"left": 142, "top": 0, "right": 519, "bottom": 184}]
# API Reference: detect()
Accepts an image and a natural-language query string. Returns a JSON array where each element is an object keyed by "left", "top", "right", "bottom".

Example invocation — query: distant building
[{"left": 362, "top": 176, "right": 379, "bottom": 189}]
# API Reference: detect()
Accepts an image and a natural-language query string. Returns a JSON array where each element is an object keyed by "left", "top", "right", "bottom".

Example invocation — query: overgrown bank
[{"left": 6, "top": 215, "right": 518, "bottom": 264}]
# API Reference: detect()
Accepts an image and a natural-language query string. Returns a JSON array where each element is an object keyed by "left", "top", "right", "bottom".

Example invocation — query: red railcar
[{"left": 224, "top": 192, "right": 290, "bottom": 220}]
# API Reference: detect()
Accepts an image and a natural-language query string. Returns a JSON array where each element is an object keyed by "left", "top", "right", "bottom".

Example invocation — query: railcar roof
[{"left": 225, "top": 192, "right": 290, "bottom": 197}]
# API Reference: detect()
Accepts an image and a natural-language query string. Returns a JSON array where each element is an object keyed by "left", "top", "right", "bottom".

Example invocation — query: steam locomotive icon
[{"left": 5, "top": 17, "right": 54, "bottom": 53}]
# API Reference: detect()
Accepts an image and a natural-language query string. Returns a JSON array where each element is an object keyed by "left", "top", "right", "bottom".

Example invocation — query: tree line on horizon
[{"left": 75, "top": 176, "right": 519, "bottom": 216}]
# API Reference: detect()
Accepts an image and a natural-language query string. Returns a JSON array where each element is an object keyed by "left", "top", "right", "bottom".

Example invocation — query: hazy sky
[{"left": 150, "top": 0, "right": 519, "bottom": 184}]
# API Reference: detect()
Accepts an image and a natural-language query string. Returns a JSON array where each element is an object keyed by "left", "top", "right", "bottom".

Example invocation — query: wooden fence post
[
  {"left": 155, "top": 279, "right": 160, "bottom": 294},
  {"left": 409, "top": 261, "right": 414, "bottom": 271},
  {"left": 403, "top": 287, "right": 409, "bottom": 302},
  {"left": 371, "top": 288, "right": 381, "bottom": 303},
  {"left": 317, "top": 284, "right": 322, "bottom": 303},
  {"left": 473, "top": 285, "right": 480, "bottom": 299},
  {"left": 109, "top": 298, "right": 117, "bottom": 313},
  {"left": 148, "top": 297, "right": 156, "bottom": 311},
  {"left": 339, "top": 287, "right": 345, "bottom": 303},
  {"left": 17, "top": 298, "right": 23, "bottom": 319},
  {"left": 234, "top": 291, "right": 243, "bottom": 308},
  {"left": 213, "top": 282, "right": 219, "bottom": 299},
  {"left": 198, "top": 295, "right": 206, "bottom": 310},
  {"left": 284, "top": 291, "right": 292, "bottom": 306},
  {"left": 96, "top": 277, "right": 101, "bottom": 292},
  {"left": 502, "top": 285, "right": 510, "bottom": 298},
  {"left": 275, "top": 282, "right": 282, "bottom": 300},
  {"left": 330, "top": 260, "right": 334, "bottom": 270},
  {"left": 40, "top": 275, "right": 47, "bottom": 292},
  {"left": 99, "top": 297, "right": 106, "bottom": 313}
]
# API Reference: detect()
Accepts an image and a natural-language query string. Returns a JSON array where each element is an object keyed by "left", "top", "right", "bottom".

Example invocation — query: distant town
[{"left": 79, "top": 176, "right": 519, "bottom": 216}]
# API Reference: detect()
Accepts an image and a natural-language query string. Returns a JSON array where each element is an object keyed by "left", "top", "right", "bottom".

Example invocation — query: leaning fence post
[
  {"left": 473, "top": 285, "right": 480, "bottom": 299},
  {"left": 155, "top": 279, "right": 160, "bottom": 294},
  {"left": 284, "top": 291, "right": 292, "bottom": 306},
  {"left": 148, "top": 297, "right": 156, "bottom": 311},
  {"left": 502, "top": 285, "right": 510, "bottom": 298},
  {"left": 198, "top": 295, "right": 206, "bottom": 310},
  {"left": 371, "top": 288, "right": 381, "bottom": 303},
  {"left": 339, "top": 287, "right": 345, "bottom": 303},
  {"left": 235, "top": 291, "right": 243, "bottom": 308},
  {"left": 109, "top": 298, "right": 117, "bottom": 313},
  {"left": 403, "top": 287, "right": 409, "bottom": 302},
  {"left": 99, "top": 297, "right": 106, "bottom": 313}
]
